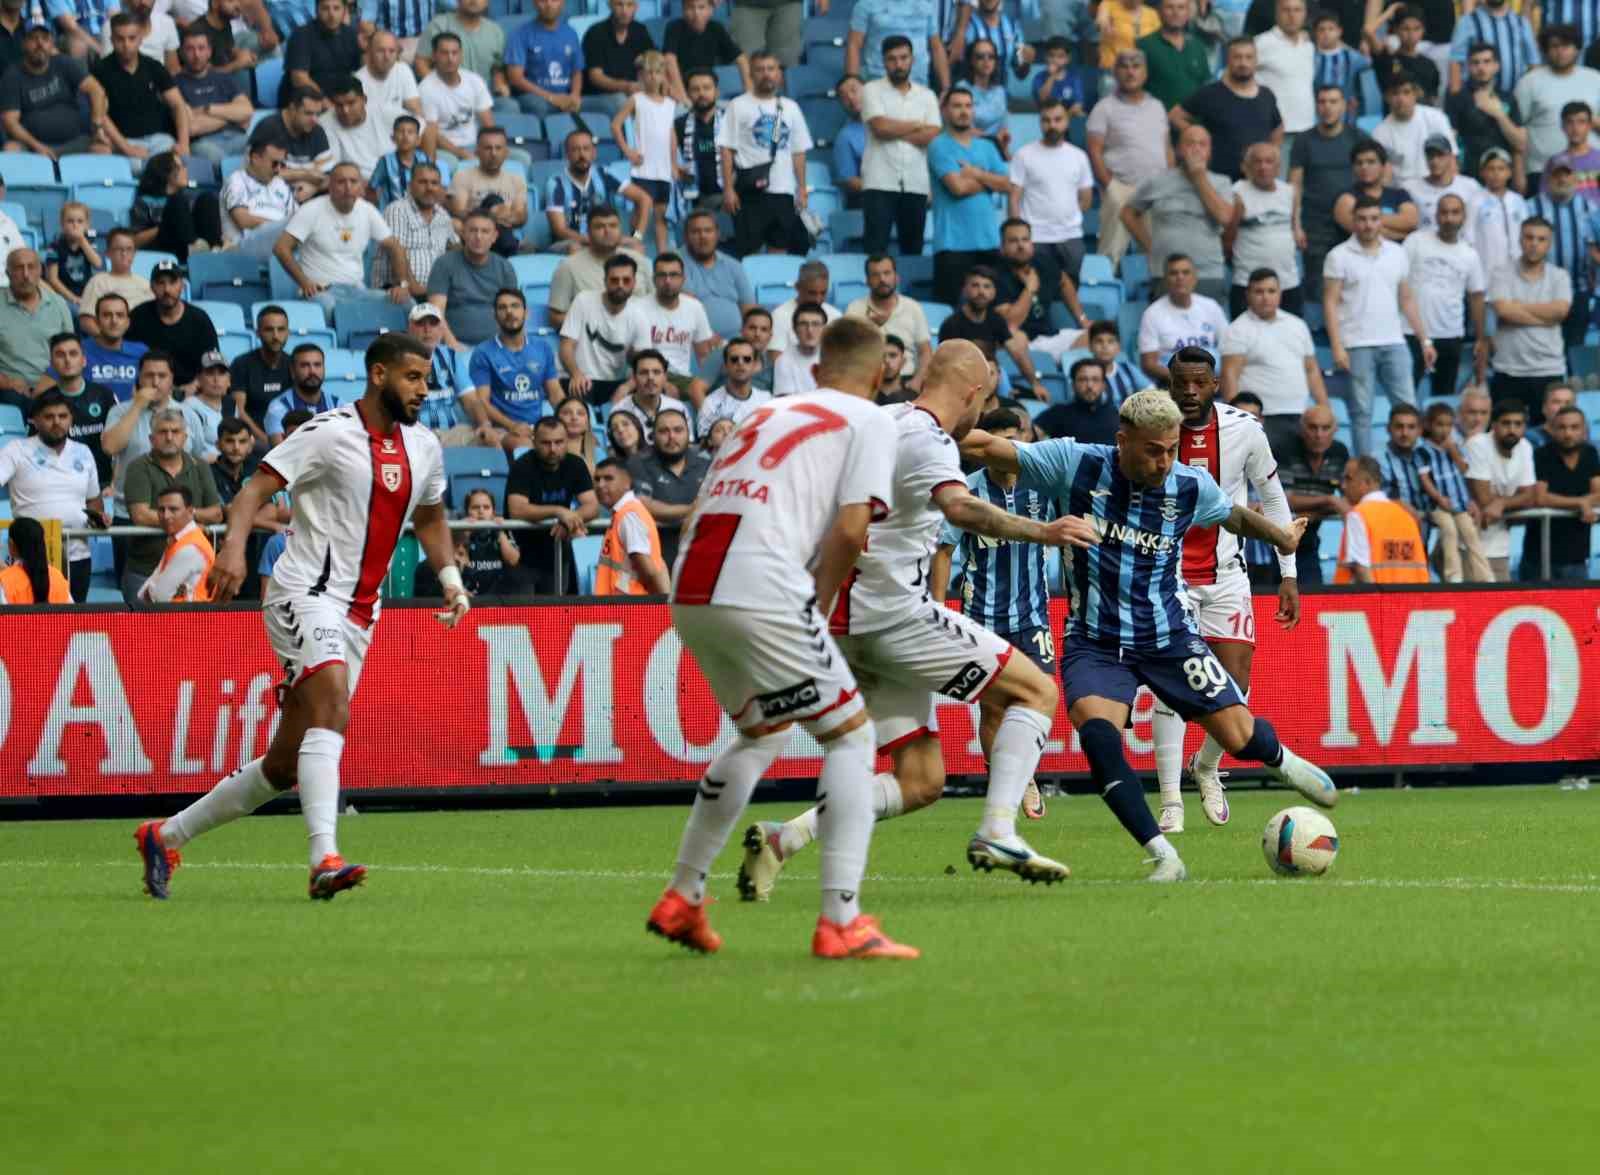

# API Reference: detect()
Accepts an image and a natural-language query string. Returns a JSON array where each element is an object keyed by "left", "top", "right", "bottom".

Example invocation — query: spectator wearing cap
[
  {"left": 1487, "top": 217, "right": 1571, "bottom": 420},
  {"left": 274, "top": 161, "right": 415, "bottom": 318},
  {"left": 263, "top": 343, "right": 332, "bottom": 445},
  {"left": 377, "top": 160, "right": 457, "bottom": 298},
  {"left": 0, "top": 388, "right": 106, "bottom": 601},
  {"left": 1443, "top": 42, "right": 1528, "bottom": 189},
  {"left": 1406, "top": 135, "right": 1486, "bottom": 244},
  {"left": 1474, "top": 147, "right": 1529, "bottom": 279},
  {"left": 1512, "top": 23, "right": 1600, "bottom": 183},
  {"left": 407, "top": 301, "right": 480, "bottom": 445},
  {"left": 176, "top": 21, "right": 255, "bottom": 165},
  {"left": 287, "top": 0, "right": 363, "bottom": 102},
  {"left": 125, "top": 261, "right": 220, "bottom": 393},
  {"left": 0, "top": 249, "right": 75, "bottom": 397},
  {"left": 1372, "top": 76, "right": 1454, "bottom": 186},
  {"left": 1548, "top": 102, "right": 1600, "bottom": 213},
  {"left": 184, "top": 350, "right": 234, "bottom": 460},
  {"left": 119, "top": 403, "right": 223, "bottom": 602},
  {"left": 0, "top": 21, "right": 112, "bottom": 158},
  {"left": 92, "top": 13, "right": 190, "bottom": 170},
  {"left": 1528, "top": 161, "right": 1598, "bottom": 358},
  {"left": 319, "top": 73, "right": 393, "bottom": 182},
  {"left": 221, "top": 133, "right": 299, "bottom": 258},
  {"left": 138, "top": 485, "right": 217, "bottom": 603},
  {"left": 1449, "top": 0, "right": 1536, "bottom": 99}
]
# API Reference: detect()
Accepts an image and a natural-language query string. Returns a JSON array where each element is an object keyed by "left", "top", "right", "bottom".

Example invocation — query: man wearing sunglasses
[
  {"left": 696, "top": 336, "right": 771, "bottom": 441},
  {"left": 221, "top": 131, "right": 298, "bottom": 258}
]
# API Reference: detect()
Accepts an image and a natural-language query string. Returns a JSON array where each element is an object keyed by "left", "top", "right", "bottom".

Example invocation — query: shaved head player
[{"left": 135, "top": 335, "right": 469, "bottom": 901}]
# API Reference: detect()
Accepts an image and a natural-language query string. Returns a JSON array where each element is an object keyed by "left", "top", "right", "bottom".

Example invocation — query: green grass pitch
[{"left": 4, "top": 785, "right": 1598, "bottom": 1174}]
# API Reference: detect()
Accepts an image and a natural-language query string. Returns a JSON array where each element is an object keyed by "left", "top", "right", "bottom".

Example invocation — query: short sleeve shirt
[
  {"left": 92, "top": 54, "right": 177, "bottom": 140},
  {"left": 628, "top": 297, "right": 714, "bottom": 376},
  {"left": 661, "top": 18, "right": 740, "bottom": 72},
  {"left": 283, "top": 195, "right": 392, "bottom": 289},
  {"left": 850, "top": 0, "right": 940, "bottom": 86},
  {"left": 504, "top": 450, "right": 593, "bottom": 575},
  {"left": 505, "top": 19, "right": 584, "bottom": 91},
  {"left": 468, "top": 333, "right": 560, "bottom": 424},
  {"left": 1323, "top": 238, "right": 1411, "bottom": 349},
  {"left": 1488, "top": 261, "right": 1572, "bottom": 376},
  {"left": 425, "top": 249, "right": 517, "bottom": 347},
  {"left": 581, "top": 16, "right": 653, "bottom": 84},
  {"left": 0, "top": 56, "right": 89, "bottom": 145},
  {"left": 928, "top": 132, "right": 1007, "bottom": 252},
  {"left": 1126, "top": 169, "right": 1233, "bottom": 281}
]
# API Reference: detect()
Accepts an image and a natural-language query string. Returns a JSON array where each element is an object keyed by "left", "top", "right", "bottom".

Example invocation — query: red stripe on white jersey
[
  {"left": 349, "top": 407, "right": 413, "bottom": 627},
  {"left": 1180, "top": 411, "right": 1222, "bottom": 585}
]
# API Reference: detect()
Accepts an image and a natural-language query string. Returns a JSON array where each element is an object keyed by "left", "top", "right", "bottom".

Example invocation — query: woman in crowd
[
  {"left": 605, "top": 410, "right": 645, "bottom": 464},
  {"left": 0, "top": 518, "right": 72, "bottom": 604},
  {"left": 703, "top": 417, "right": 735, "bottom": 454},
  {"left": 130, "top": 153, "right": 224, "bottom": 263},
  {"left": 558, "top": 396, "right": 600, "bottom": 474},
  {"left": 957, "top": 42, "right": 1012, "bottom": 155}
]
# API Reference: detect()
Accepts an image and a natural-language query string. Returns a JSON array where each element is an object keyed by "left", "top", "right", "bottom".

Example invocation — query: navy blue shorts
[
  {"left": 997, "top": 625, "right": 1056, "bottom": 674},
  {"left": 633, "top": 178, "right": 672, "bottom": 205},
  {"left": 1061, "top": 633, "right": 1245, "bottom": 721}
]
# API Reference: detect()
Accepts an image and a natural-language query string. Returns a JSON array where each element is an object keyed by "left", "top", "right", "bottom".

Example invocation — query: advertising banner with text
[{"left": 1, "top": 589, "right": 1596, "bottom": 798}]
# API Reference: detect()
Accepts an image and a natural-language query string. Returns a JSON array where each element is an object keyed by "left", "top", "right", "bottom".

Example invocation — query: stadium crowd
[{"left": 3, "top": 0, "right": 1600, "bottom": 605}]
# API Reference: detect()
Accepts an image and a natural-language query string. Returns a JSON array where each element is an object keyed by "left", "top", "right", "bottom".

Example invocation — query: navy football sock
[
  {"left": 1237, "top": 717, "right": 1285, "bottom": 768},
  {"left": 1079, "top": 718, "right": 1160, "bottom": 847}
]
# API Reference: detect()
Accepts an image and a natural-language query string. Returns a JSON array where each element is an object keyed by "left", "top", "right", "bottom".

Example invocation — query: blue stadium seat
[
  {"left": 803, "top": 102, "right": 848, "bottom": 147},
  {"left": 325, "top": 348, "right": 364, "bottom": 380},
  {"left": 219, "top": 154, "right": 246, "bottom": 183},
  {"left": 1120, "top": 252, "right": 1150, "bottom": 297},
  {"left": 1039, "top": 373, "right": 1067, "bottom": 402},
  {"left": 71, "top": 184, "right": 135, "bottom": 219},
  {"left": 332, "top": 299, "right": 408, "bottom": 348},
  {"left": 193, "top": 300, "right": 248, "bottom": 335},
  {"left": 59, "top": 156, "right": 134, "bottom": 188},
  {"left": 899, "top": 254, "right": 934, "bottom": 299},
  {"left": 828, "top": 209, "right": 864, "bottom": 252},
  {"left": 450, "top": 472, "right": 508, "bottom": 510},
  {"left": 253, "top": 56, "right": 283, "bottom": 108},
  {"left": 132, "top": 250, "right": 180, "bottom": 279},
  {"left": 1079, "top": 286, "right": 1121, "bottom": 323},
  {"left": 322, "top": 379, "right": 365, "bottom": 406},
  {"left": 0, "top": 404, "right": 24, "bottom": 438},
  {"left": 0, "top": 153, "right": 67, "bottom": 230},
  {"left": 806, "top": 43, "right": 846, "bottom": 74},
  {"left": 445, "top": 447, "right": 509, "bottom": 479},
  {"left": 1025, "top": 398, "right": 1053, "bottom": 419},
  {"left": 185, "top": 156, "right": 218, "bottom": 189},
  {"left": 193, "top": 252, "right": 269, "bottom": 306},
  {"left": 572, "top": 534, "right": 604, "bottom": 593},
  {"left": 833, "top": 278, "right": 868, "bottom": 307},
  {"left": 923, "top": 301, "right": 954, "bottom": 331},
  {"left": 1080, "top": 253, "right": 1117, "bottom": 288},
  {"left": 511, "top": 253, "right": 562, "bottom": 303},
  {"left": 497, "top": 112, "right": 544, "bottom": 149},
  {"left": 218, "top": 335, "right": 253, "bottom": 362},
  {"left": 1357, "top": 68, "right": 1380, "bottom": 120},
  {"left": 1011, "top": 113, "right": 1042, "bottom": 151},
  {"left": 744, "top": 254, "right": 805, "bottom": 303},
  {"left": 817, "top": 252, "right": 869, "bottom": 286},
  {"left": 0, "top": 153, "right": 55, "bottom": 186},
  {"left": 787, "top": 64, "right": 834, "bottom": 99}
]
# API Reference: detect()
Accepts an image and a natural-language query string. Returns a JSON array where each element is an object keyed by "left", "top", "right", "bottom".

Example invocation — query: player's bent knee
[{"left": 815, "top": 710, "right": 872, "bottom": 745}]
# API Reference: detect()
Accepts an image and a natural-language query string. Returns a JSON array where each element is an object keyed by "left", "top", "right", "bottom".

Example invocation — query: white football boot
[
  {"left": 966, "top": 834, "right": 1071, "bottom": 884},
  {"left": 1188, "top": 753, "right": 1230, "bottom": 826},
  {"left": 1146, "top": 854, "right": 1188, "bottom": 883},
  {"left": 1270, "top": 747, "right": 1339, "bottom": 808},
  {"left": 1157, "top": 802, "right": 1185, "bottom": 834}
]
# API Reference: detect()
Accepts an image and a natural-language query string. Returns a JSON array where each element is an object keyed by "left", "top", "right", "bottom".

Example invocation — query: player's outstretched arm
[
  {"left": 1222, "top": 505, "right": 1309, "bottom": 555},
  {"left": 935, "top": 484, "right": 1099, "bottom": 548},
  {"left": 813, "top": 503, "right": 874, "bottom": 616},
  {"left": 206, "top": 467, "right": 283, "bottom": 602},
  {"left": 956, "top": 428, "right": 1022, "bottom": 475},
  {"left": 414, "top": 502, "right": 471, "bottom": 628}
]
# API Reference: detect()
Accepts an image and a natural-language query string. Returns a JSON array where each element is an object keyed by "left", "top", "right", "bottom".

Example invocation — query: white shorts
[
  {"left": 671, "top": 603, "right": 866, "bottom": 738},
  {"left": 1187, "top": 571, "right": 1255, "bottom": 646},
  {"left": 262, "top": 589, "right": 375, "bottom": 697},
  {"left": 839, "top": 602, "right": 1015, "bottom": 751}
]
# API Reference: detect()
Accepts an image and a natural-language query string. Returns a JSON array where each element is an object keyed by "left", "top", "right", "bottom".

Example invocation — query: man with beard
[
  {"left": 673, "top": 68, "right": 725, "bottom": 211},
  {"left": 695, "top": 336, "right": 770, "bottom": 440},
  {"left": 860, "top": 34, "right": 940, "bottom": 257},
  {"left": 1449, "top": 0, "right": 1537, "bottom": 98},
  {"left": 466, "top": 287, "right": 563, "bottom": 454},
  {"left": 264, "top": 344, "right": 332, "bottom": 445},
  {"left": 937, "top": 266, "right": 1049, "bottom": 400},
  {"left": 544, "top": 128, "right": 653, "bottom": 253},
  {"left": 39, "top": 333, "right": 118, "bottom": 488},
  {"left": 119, "top": 405, "right": 223, "bottom": 601},
  {"left": 1526, "top": 404, "right": 1600, "bottom": 581},
  {"left": 126, "top": 260, "right": 219, "bottom": 392},
  {"left": 844, "top": 253, "right": 932, "bottom": 389},
  {"left": 1034, "top": 358, "right": 1120, "bottom": 444},
  {"left": 547, "top": 204, "right": 655, "bottom": 330},
  {"left": 0, "top": 388, "right": 106, "bottom": 600},
  {"left": 1289, "top": 84, "right": 1360, "bottom": 296},
  {"left": 377, "top": 162, "right": 457, "bottom": 297},
  {"left": 1007, "top": 97, "right": 1094, "bottom": 283},
  {"left": 928, "top": 86, "right": 1006, "bottom": 304},
  {"left": 406, "top": 302, "right": 479, "bottom": 446},
  {"left": 559, "top": 253, "right": 645, "bottom": 406},
  {"left": 680, "top": 209, "right": 755, "bottom": 341},
  {"left": 995, "top": 218, "right": 1090, "bottom": 342},
  {"left": 274, "top": 162, "right": 416, "bottom": 318},
  {"left": 626, "top": 406, "right": 708, "bottom": 565},
  {"left": 1444, "top": 43, "right": 1528, "bottom": 189},
  {"left": 505, "top": 414, "right": 598, "bottom": 593},
  {"left": 1170, "top": 37, "right": 1284, "bottom": 181},
  {"left": 718, "top": 50, "right": 813, "bottom": 258},
  {"left": 136, "top": 334, "right": 465, "bottom": 903},
  {"left": 0, "top": 22, "right": 111, "bottom": 159},
  {"left": 1402, "top": 192, "right": 1488, "bottom": 399},
  {"left": 176, "top": 23, "right": 255, "bottom": 165}
]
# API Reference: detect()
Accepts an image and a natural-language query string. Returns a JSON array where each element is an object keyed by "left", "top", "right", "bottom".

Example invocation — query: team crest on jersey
[
  {"left": 1160, "top": 498, "right": 1181, "bottom": 522},
  {"left": 382, "top": 438, "right": 397, "bottom": 453},
  {"left": 381, "top": 463, "right": 403, "bottom": 491}
]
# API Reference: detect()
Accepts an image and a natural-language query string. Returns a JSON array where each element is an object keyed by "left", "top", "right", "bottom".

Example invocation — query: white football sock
[
  {"left": 1142, "top": 833, "right": 1179, "bottom": 860},
  {"left": 669, "top": 729, "right": 786, "bottom": 903},
  {"left": 1194, "top": 688, "right": 1245, "bottom": 775},
  {"left": 815, "top": 722, "right": 877, "bottom": 925},
  {"left": 161, "top": 758, "right": 278, "bottom": 849},
  {"left": 1152, "top": 702, "right": 1185, "bottom": 806},
  {"left": 782, "top": 771, "right": 903, "bottom": 858},
  {"left": 298, "top": 728, "right": 345, "bottom": 868},
  {"left": 978, "top": 706, "right": 1053, "bottom": 841}
]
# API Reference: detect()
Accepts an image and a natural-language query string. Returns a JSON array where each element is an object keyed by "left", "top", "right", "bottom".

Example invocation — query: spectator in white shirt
[
  {"left": 0, "top": 388, "right": 104, "bottom": 601},
  {"left": 1323, "top": 194, "right": 1434, "bottom": 456},
  {"left": 1137, "top": 253, "right": 1229, "bottom": 384},
  {"left": 418, "top": 31, "right": 494, "bottom": 167},
  {"left": 319, "top": 74, "right": 394, "bottom": 185},
  {"left": 1473, "top": 147, "right": 1528, "bottom": 283},
  {"left": 1465, "top": 397, "right": 1540, "bottom": 580},
  {"left": 1372, "top": 77, "right": 1455, "bottom": 186},
  {"left": 222, "top": 133, "right": 297, "bottom": 256},
  {"left": 559, "top": 252, "right": 645, "bottom": 403},
  {"left": 1226, "top": 140, "right": 1300, "bottom": 320},
  {"left": 767, "top": 261, "right": 841, "bottom": 359},
  {"left": 1220, "top": 267, "right": 1327, "bottom": 456},
  {"left": 717, "top": 51, "right": 813, "bottom": 257},
  {"left": 1402, "top": 193, "right": 1488, "bottom": 400},
  {"left": 273, "top": 163, "right": 416, "bottom": 316},
  {"left": 628, "top": 252, "right": 716, "bottom": 405},
  {"left": 1008, "top": 97, "right": 1095, "bottom": 281},
  {"left": 860, "top": 34, "right": 942, "bottom": 256},
  {"left": 697, "top": 336, "right": 771, "bottom": 439},
  {"left": 356, "top": 28, "right": 427, "bottom": 148},
  {"left": 1086, "top": 49, "right": 1173, "bottom": 268},
  {"left": 1405, "top": 135, "right": 1485, "bottom": 242},
  {"left": 772, "top": 302, "right": 825, "bottom": 396},
  {"left": 1253, "top": 0, "right": 1315, "bottom": 156},
  {"left": 844, "top": 253, "right": 933, "bottom": 387}
]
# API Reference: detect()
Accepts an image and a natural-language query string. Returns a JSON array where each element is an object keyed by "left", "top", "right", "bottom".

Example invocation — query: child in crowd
[
  {"left": 371, "top": 115, "right": 445, "bottom": 210},
  {"left": 1033, "top": 36, "right": 1085, "bottom": 116},
  {"left": 1085, "top": 319, "right": 1146, "bottom": 403},
  {"left": 1420, "top": 401, "right": 1494, "bottom": 581},
  {"left": 613, "top": 51, "right": 677, "bottom": 254},
  {"left": 45, "top": 202, "right": 101, "bottom": 311},
  {"left": 1313, "top": 8, "right": 1369, "bottom": 119},
  {"left": 1365, "top": 4, "right": 1441, "bottom": 107},
  {"left": 1547, "top": 101, "right": 1600, "bottom": 205}
]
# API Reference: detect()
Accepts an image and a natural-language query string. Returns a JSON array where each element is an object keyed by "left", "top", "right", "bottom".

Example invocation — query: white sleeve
[
  {"left": 1219, "top": 318, "right": 1249, "bottom": 358},
  {"left": 284, "top": 199, "right": 318, "bottom": 241},
  {"left": 259, "top": 413, "right": 334, "bottom": 486},
  {"left": 838, "top": 410, "right": 895, "bottom": 518},
  {"left": 1466, "top": 252, "right": 1487, "bottom": 294},
  {"left": 1514, "top": 444, "right": 1537, "bottom": 489},
  {"left": 1247, "top": 429, "right": 1296, "bottom": 577},
  {"left": 140, "top": 544, "right": 208, "bottom": 602},
  {"left": 366, "top": 201, "right": 392, "bottom": 243},
  {"left": 0, "top": 439, "right": 18, "bottom": 486},
  {"left": 786, "top": 100, "right": 813, "bottom": 154},
  {"left": 691, "top": 300, "right": 714, "bottom": 343},
  {"left": 419, "top": 439, "right": 446, "bottom": 506},
  {"left": 1465, "top": 436, "right": 1491, "bottom": 482},
  {"left": 1343, "top": 510, "right": 1371, "bottom": 567},
  {"left": 472, "top": 72, "right": 492, "bottom": 112},
  {"left": 1137, "top": 306, "right": 1160, "bottom": 354},
  {"left": 905, "top": 425, "right": 965, "bottom": 502},
  {"left": 618, "top": 511, "right": 653, "bottom": 556}
]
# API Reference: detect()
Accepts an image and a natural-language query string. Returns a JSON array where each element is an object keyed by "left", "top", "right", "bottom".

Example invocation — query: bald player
[{"left": 739, "top": 340, "right": 1101, "bottom": 902}]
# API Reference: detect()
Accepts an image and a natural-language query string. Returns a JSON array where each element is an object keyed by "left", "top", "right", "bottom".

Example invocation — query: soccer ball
[{"left": 1262, "top": 807, "right": 1339, "bottom": 876}]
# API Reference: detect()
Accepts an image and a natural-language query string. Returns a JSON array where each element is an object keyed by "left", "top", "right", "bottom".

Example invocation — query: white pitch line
[{"left": 4, "top": 859, "right": 1600, "bottom": 894}]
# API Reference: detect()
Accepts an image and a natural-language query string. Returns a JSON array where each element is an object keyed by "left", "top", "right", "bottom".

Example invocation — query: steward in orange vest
[
  {"left": 1333, "top": 457, "right": 1429, "bottom": 584},
  {"left": 594, "top": 459, "right": 668, "bottom": 595},
  {"left": 140, "top": 512, "right": 217, "bottom": 602}
]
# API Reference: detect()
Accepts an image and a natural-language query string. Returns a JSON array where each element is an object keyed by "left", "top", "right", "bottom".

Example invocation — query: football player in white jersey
[
  {"left": 648, "top": 317, "right": 920, "bottom": 960},
  {"left": 1152, "top": 346, "right": 1298, "bottom": 833},
  {"left": 738, "top": 340, "right": 1101, "bottom": 901},
  {"left": 135, "top": 335, "right": 470, "bottom": 901}
]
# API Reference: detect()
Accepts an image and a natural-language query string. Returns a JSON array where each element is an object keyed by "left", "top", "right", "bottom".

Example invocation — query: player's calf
[{"left": 1079, "top": 716, "right": 1185, "bottom": 880}]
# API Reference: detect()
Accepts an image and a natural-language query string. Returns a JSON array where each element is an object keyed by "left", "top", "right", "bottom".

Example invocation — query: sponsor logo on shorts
[
  {"left": 938, "top": 661, "right": 989, "bottom": 701},
  {"left": 756, "top": 678, "right": 821, "bottom": 718}
]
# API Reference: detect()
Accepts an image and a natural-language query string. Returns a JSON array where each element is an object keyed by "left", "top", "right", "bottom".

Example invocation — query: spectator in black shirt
[
  {"left": 42, "top": 332, "right": 117, "bottom": 487},
  {"left": 1332, "top": 138, "right": 1418, "bottom": 241},
  {"left": 1034, "top": 358, "right": 1120, "bottom": 443},
  {"left": 1279, "top": 402, "right": 1350, "bottom": 583},
  {"left": 229, "top": 304, "right": 291, "bottom": 446},
  {"left": 1443, "top": 42, "right": 1529, "bottom": 189},
  {"left": 0, "top": 0, "right": 25, "bottom": 79},
  {"left": 1171, "top": 37, "right": 1284, "bottom": 180},
  {"left": 505, "top": 416, "right": 599, "bottom": 594},
  {"left": 93, "top": 14, "right": 191, "bottom": 168},
  {"left": 285, "top": 0, "right": 362, "bottom": 104},
  {"left": 936, "top": 265, "right": 1050, "bottom": 399},
  {"left": 675, "top": 68, "right": 724, "bottom": 209},
  {"left": 663, "top": 0, "right": 748, "bottom": 104},
  {"left": 583, "top": 0, "right": 655, "bottom": 116},
  {"left": 126, "top": 261, "right": 220, "bottom": 393},
  {"left": 1291, "top": 85, "right": 1361, "bottom": 294},
  {"left": 1366, "top": 6, "right": 1440, "bottom": 107},
  {"left": 1524, "top": 404, "right": 1600, "bottom": 580},
  {"left": 994, "top": 217, "right": 1088, "bottom": 340}
]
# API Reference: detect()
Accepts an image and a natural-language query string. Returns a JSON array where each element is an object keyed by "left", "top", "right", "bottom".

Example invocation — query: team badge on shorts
[{"left": 1187, "top": 637, "right": 1210, "bottom": 657}]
